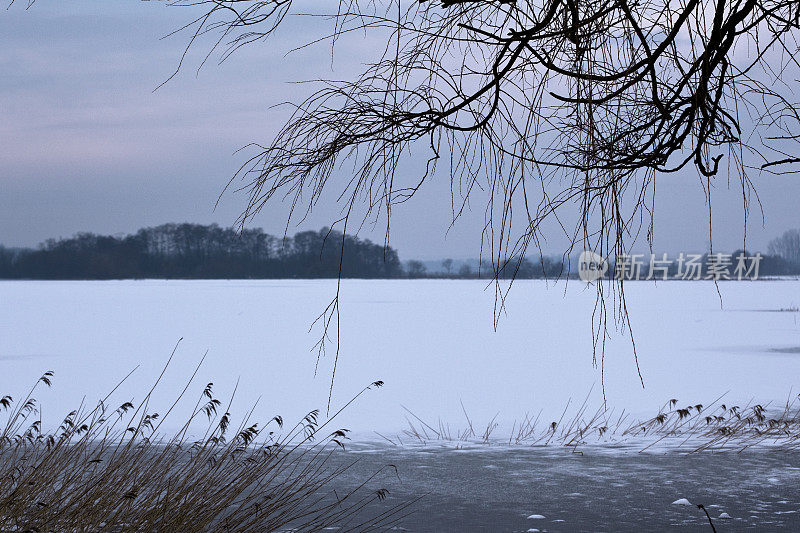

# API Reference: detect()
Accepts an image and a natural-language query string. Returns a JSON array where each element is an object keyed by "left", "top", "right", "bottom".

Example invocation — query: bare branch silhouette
[{"left": 162, "top": 0, "right": 800, "bottom": 394}]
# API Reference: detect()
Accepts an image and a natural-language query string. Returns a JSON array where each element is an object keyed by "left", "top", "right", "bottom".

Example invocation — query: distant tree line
[
  {"left": 0, "top": 224, "right": 403, "bottom": 279},
  {"left": 405, "top": 257, "right": 565, "bottom": 280},
  {"left": 2, "top": 224, "right": 798, "bottom": 280},
  {"left": 0, "top": 223, "right": 565, "bottom": 280}
]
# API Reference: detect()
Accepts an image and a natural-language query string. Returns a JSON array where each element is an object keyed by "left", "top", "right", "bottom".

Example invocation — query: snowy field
[{"left": 1, "top": 279, "right": 800, "bottom": 439}]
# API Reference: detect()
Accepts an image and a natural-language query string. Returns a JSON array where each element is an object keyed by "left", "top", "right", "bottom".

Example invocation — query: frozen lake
[
  {"left": 327, "top": 443, "right": 800, "bottom": 531},
  {"left": 3, "top": 279, "right": 800, "bottom": 530},
  {"left": 2, "top": 279, "right": 800, "bottom": 437}
]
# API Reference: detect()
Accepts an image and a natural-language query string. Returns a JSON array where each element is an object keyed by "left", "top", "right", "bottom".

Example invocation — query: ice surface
[
  {"left": 323, "top": 443, "right": 800, "bottom": 531},
  {"left": 1, "top": 279, "right": 799, "bottom": 438}
]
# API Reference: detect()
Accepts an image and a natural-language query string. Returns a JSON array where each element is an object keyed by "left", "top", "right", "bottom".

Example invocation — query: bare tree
[
  {"left": 768, "top": 229, "right": 800, "bottom": 265},
  {"left": 406, "top": 260, "right": 427, "bottom": 278},
  {"left": 157, "top": 0, "right": 800, "bottom": 400},
  {"left": 457, "top": 264, "right": 474, "bottom": 278},
  {"left": 441, "top": 258, "right": 454, "bottom": 276}
]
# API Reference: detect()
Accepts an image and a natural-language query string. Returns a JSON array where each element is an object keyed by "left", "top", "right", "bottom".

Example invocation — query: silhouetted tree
[
  {"left": 457, "top": 264, "right": 473, "bottom": 278},
  {"left": 768, "top": 229, "right": 800, "bottom": 266},
  {"left": 406, "top": 260, "right": 427, "bottom": 278},
  {"left": 441, "top": 258, "right": 453, "bottom": 276}
]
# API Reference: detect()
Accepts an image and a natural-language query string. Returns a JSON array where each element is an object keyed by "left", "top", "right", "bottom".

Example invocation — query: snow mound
[
  {"left": 527, "top": 514, "right": 546, "bottom": 519},
  {"left": 527, "top": 529, "right": 540, "bottom": 532},
  {"left": 672, "top": 498, "right": 692, "bottom": 506},
  {"left": 719, "top": 513, "right": 732, "bottom": 519}
]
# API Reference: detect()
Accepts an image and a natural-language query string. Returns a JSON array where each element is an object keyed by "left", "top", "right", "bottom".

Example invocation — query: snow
[
  {"left": 1, "top": 279, "right": 799, "bottom": 437},
  {"left": 719, "top": 512, "right": 732, "bottom": 519},
  {"left": 526, "top": 514, "right": 546, "bottom": 519},
  {"left": 672, "top": 498, "right": 692, "bottom": 506}
]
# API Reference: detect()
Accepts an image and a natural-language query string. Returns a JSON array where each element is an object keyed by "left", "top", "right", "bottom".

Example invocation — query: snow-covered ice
[{"left": 1, "top": 279, "right": 799, "bottom": 436}]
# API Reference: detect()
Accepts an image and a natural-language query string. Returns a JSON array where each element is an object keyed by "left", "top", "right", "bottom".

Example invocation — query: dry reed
[
  {"left": 0, "top": 357, "right": 412, "bottom": 532},
  {"left": 389, "top": 390, "right": 800, "bottom": 454}
]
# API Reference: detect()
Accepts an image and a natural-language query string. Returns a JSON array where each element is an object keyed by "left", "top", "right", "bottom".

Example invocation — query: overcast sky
[{"left": 1, "top": 1, "right": 798, "bottom": 260}]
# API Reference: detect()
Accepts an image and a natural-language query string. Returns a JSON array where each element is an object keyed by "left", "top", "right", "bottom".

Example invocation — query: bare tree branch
[{"left": 161, "top": 0, "right": 800, "bottom": 397}]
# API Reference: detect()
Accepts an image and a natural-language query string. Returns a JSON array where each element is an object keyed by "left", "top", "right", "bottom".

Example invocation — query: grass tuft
[
  {"left": 0, "top": 367, "right": 413, "bottom": 532},
  {"left": 391, "top": 390, "right": 800, "bottom": 453}
]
